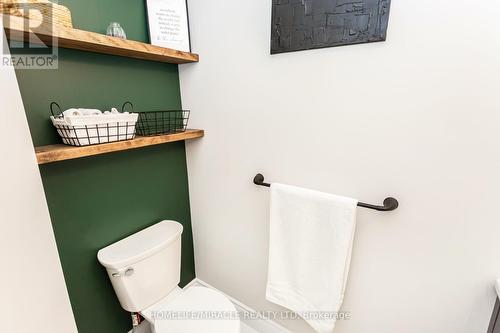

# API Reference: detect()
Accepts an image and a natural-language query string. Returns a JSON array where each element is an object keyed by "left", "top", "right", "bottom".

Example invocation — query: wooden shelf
[
  {"left": 3, "top": 15, "right": 199, "bottom": 64},
  {"left": 35, "top": 129, "right": 204, "bottom": 164}
]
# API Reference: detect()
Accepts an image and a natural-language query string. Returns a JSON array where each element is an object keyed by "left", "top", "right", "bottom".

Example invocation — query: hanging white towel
[{"left": 266, "top": 183, "right": 358, "bottom": 333}]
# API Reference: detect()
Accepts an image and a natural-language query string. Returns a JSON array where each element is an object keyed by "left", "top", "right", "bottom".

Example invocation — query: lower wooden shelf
[{"left": 35, "top": 129, "right": 204, "bottom": 164}]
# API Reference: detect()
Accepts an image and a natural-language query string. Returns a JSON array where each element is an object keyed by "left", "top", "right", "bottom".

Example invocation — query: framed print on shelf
[{"left": 146, "top": 0, "right": 191, "bottom": 52}]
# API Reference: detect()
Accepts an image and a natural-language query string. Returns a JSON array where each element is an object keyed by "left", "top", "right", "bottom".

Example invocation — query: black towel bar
[{"left": 253, "top": 173, "right": 399, "bottom": 212}]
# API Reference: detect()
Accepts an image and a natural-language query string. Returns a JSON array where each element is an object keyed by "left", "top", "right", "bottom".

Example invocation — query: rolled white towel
[
  {"left": 80, "top": 109, "right": 102, "bottom": 116},
  {"left": 63, "top": 108, "right": 102, "bottom": 117},
  {"left": 62, "top": 108, "right": 83, "bottom": 117},
  {"left": 111, "top": 108, "right": 119, "bottom": 114}
]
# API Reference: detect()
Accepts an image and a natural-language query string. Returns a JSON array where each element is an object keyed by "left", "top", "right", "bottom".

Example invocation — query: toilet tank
[{"left": 97, "top": 220, "right": 183, "bottom": 312}]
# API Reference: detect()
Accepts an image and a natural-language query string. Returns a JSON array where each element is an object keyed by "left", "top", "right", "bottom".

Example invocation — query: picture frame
[
  {"left": 145, "top": 0, "right": 191, "bottom": 52},
  {"left": 271, "top": 0, "right": 391, "bottom": 54}
]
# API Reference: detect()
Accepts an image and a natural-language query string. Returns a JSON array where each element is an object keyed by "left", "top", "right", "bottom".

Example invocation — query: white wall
[
  {"left": 0, "top": 31, "right": 78, "bottom": 333},
  {"left": 180, "top": 1, "right": 500, "bottom": 332}
]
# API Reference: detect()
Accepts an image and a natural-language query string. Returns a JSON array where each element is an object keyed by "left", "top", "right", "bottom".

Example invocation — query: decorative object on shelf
[
  {"left": 271, "top": 0, "right": 391, "bottom": 54},
  {"left": 146, "top": 0, "right": 191, "bottom": 52},
  {"left": 49, "top": 102, "right": 138, "bottom": 147},
  {"left": 106, "top": 22, "right": 127, "bottom": 39},
  {"left": 135, "top": 108, "right": 190, "bottom": 136},
  {"left": 0, "top": 0, "right": 73, "bottom": 28}
]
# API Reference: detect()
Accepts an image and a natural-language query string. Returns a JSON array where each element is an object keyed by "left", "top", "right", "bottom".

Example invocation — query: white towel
[
  {"left": 62, "top": 108, "right": 102, "bottom": 117},
  {"left": 62, "top": 108, "right": 83, "bottom": 117},
  {"left": 266, "top": 183, "right": 358, "bottom": 333}
]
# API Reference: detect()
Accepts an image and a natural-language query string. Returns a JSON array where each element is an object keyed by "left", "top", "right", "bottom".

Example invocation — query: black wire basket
[
  {"left": 135, "top": 110, "right": 190, "bottom": 136},
  {"left": 50, "top": 102, "right": 138, "bottom": 147}
]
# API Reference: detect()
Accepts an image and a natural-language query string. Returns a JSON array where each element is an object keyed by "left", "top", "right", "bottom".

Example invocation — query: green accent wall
[{"left": 14, "top": 1, "right": 196, "bottom": 332}]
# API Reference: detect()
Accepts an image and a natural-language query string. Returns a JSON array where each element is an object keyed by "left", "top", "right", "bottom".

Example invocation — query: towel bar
[{"left": 253, "top": 173, "right": 399, "bottom": 212}]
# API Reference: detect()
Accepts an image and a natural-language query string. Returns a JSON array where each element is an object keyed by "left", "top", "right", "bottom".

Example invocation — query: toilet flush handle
[{"left": 111, "top": 267, "right": 134, "bottom": 278}]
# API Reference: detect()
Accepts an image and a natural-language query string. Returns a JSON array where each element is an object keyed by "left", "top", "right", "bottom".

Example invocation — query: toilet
[{"left": 97, "top": 220, "right": 240, "bottom": 333}]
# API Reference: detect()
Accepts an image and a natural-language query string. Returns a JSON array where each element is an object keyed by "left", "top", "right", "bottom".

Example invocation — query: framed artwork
[
  {"left": 271, "top": 0, "right": 391, "bottom": 54},
  {"left": 146, "top": 0, "right": 191, "bottom": 52}
]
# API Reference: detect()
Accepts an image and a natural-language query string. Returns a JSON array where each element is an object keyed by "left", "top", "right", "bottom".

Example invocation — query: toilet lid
[{"left": 150, "top": 286, "right": 240, "bottom": 333}]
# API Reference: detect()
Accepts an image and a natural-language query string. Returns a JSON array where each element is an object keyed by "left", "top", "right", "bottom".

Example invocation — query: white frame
[{"left": 145, "top": 0, "right": 191, "bottom": 52}]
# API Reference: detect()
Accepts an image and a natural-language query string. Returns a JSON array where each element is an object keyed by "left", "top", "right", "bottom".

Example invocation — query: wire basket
[
  {"left": 135, "top": 110, "right": 190, "bottom": 136},
  {"left": 50, "top": 102, "right": 138, "bottom": 147}
]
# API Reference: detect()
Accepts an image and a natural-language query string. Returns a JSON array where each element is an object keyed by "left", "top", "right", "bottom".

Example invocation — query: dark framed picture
[
  {"left": 145, "top": 0, "right": 191, "bottom": 52},
  {"left": 271, "top": 0, "right": 391, "bottom": 54}
]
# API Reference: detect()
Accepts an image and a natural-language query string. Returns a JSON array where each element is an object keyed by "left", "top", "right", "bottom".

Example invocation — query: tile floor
[{"left": 241, "top": 322, "right": 260, "bottom": 333}]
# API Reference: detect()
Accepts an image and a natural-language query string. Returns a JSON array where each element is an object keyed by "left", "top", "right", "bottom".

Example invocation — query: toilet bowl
[
  {"left": 97, "top": 220, "right": 240, "bottom": 333},
  {"left": 142, "top": 286, "right": 240, "bottom": 333}
]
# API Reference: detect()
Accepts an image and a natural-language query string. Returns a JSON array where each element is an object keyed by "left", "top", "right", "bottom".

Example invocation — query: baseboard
[{"left": 189, "top": 278, "right": 293, "bottom": 333}]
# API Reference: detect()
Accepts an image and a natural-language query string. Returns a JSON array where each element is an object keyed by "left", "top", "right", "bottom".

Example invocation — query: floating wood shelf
[
  {"left": 35, "top": 129, "right": 204, "bottom": 164},
  {"left": 2, "top": 15, "right": 199, "bottom": 64}
]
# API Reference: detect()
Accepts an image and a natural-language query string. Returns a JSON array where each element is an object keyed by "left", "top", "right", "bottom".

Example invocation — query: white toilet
[{"left": 97, "top": 220, "right": 241, "bottom": 333}]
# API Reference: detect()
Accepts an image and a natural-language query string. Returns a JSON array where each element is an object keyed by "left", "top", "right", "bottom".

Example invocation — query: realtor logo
[{"left": 1, "top": 1, "right": 58, "bottom": 69}]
